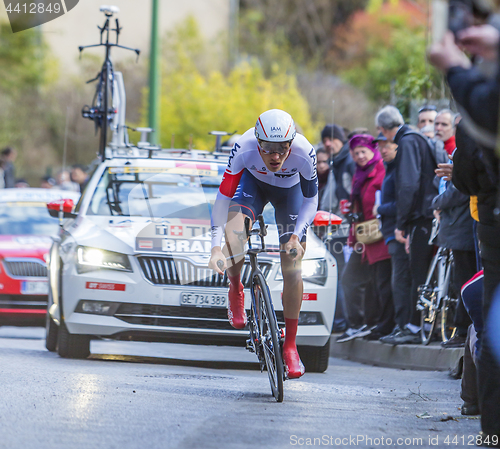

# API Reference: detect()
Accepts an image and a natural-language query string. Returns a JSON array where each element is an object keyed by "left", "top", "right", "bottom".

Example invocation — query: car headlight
[
  {"left": 76, "top": 246, "right": 132, "bottom": 273},
  {"left": 275, "top": 259, "right": 328, "bottom": 286}
]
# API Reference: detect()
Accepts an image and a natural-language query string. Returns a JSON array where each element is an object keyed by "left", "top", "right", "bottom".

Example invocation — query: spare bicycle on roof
[{"left": 79, "top": 5, "right": 140, "bottom": 160}]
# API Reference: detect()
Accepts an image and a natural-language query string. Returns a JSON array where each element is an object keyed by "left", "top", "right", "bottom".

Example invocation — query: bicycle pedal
[{"left": 279, "top": 328, "right": 285, "bottom": 339}]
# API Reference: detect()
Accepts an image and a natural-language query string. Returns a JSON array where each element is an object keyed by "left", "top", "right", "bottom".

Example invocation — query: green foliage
[
  {"left": 0, "top": 24, "right": 47, "bottom": 94},
  {"left": 342, "top": 26, "right": 441, "bottom": 109},
  {"left": 153, "top": 18, "right": 317, "bottom": 150},
  {"left": 238, "top": 8, "right": 303, "bottom": 75}
]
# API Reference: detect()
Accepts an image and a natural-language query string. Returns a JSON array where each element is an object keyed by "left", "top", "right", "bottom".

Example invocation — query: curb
[{"left": 330, "top": 336, "right": 464, "bottom": 372}]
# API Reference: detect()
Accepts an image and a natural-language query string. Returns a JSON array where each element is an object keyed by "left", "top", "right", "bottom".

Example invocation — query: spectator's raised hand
[
  {"left": 428, "top": 31, "right": 472, "bottom": 73},
  {"left": 458, "top": 25, "right": 500, "bottom": 61},
  {"left": 435, "top": 163, "right": 453, "bottom": 181}
]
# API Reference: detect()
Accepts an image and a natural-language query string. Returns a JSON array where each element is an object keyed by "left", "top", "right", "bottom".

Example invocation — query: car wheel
[
  {"left": 298, "top": 338, "right": 330, "bottom": 373},
  {"left": 45, "top": 313, "right": 58, "bottom": 352},
  {"left": 57, "top": 320, "right": 90, "bottom": 359}
]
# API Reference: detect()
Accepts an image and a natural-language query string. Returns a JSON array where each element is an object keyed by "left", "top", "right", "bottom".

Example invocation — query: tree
[
  {"left": 150, "top": 17, "right": 318, "bottom": 150},
  {"left": 0, "top": 24, "right": 47, "bottom": 94},
  {"left": 329, "top": 1, "right": 443, "bottom": 111},
  {"left": 239, "top": 0, "right": 367, "bottom": 72}
]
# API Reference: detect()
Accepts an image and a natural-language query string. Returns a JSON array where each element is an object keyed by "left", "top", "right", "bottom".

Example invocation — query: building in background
[{"left": 1, "top": 0, "right": 231, "bottom": 73}]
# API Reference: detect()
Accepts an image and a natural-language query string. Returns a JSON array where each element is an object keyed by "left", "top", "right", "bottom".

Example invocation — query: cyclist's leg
[
  {"left": 272, "top": 183, "right": 305, "bottom": 377},
  {"left": 224, "top": 171, "right": 265, "bottom": 329}
]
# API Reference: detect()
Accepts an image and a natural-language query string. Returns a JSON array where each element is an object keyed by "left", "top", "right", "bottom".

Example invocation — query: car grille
[
  {"left": 3, "top": 260, "right": 47, "bottom": 278},
  {"left": 138, "top": 256, "right": 273, "bottom": 288},
  {"left": 114, "top": 303, "right": 285, "bottom": 330},
  {"left": 0, "top": 294, "right": 47, "bottom": 309}
]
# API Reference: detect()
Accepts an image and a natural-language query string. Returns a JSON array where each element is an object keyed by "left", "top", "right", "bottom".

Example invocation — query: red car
[{"left": 0, "top": 188, "right": 80, "bottom": 325}]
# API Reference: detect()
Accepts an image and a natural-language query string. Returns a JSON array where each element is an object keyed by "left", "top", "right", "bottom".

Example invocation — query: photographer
[{"left": 429, "top": 9, "right": 500, "bottom": 442}]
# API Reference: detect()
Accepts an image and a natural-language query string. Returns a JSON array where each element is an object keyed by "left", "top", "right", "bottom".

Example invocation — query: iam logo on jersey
[{"left": 4, "top": 0, "right": 79, "bottom": 33}]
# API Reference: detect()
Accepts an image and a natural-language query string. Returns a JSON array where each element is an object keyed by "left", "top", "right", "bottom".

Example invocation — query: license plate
[
  {"left": 180, "top": 292, "right": 227, "bottom": 308},
  {"left": 21, "top": 281, "right": 48, "bottom": 295}
]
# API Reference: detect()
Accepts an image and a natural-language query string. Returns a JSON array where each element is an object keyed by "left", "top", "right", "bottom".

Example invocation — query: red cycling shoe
[
  {"left": 227, "top": 282, "right": 247, "bottom": 329},
  {"left": 283, "top": 347, "right": 305, "bottom": 379}
]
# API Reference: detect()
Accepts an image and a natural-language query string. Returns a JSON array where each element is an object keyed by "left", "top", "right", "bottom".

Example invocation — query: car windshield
[
  {"left": 0, "top": 202, "right": 61, "bottom": 235},
  {"left": 87, "top": 167, "right": 221, "bottom": 220}
]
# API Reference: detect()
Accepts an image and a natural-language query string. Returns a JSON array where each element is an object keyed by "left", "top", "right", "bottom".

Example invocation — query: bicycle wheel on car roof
[{"left": 253, "top": 272, "right": 284, "bottom": 402}]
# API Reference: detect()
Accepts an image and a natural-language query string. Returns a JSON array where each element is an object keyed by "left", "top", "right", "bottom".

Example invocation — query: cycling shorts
[{"left": 229, "top": 169, "right": 306, "bottom": 244}]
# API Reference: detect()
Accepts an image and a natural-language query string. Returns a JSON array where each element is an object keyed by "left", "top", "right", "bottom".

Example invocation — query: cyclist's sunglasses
[
  {"left": 418, "top": 105, "right": 437, "bottom": 113},
  {"left": 258, "top": 140, "right": 292, "bottom": 155}
]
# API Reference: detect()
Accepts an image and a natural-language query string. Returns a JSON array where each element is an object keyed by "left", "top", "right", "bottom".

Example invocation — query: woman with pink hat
[{"left": 336, "top": 134, "right": 394, "bottom": 343}]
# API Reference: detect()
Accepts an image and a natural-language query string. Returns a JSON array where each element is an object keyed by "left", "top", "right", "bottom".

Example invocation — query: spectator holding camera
[
  {"left": 336, "top": 134, "right": 394, "bottom": 343},
  {"left": 430, "top": 23, "right": 500, "bottom": 443}
]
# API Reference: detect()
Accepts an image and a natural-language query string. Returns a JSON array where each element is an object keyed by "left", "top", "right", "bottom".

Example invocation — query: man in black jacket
[
  {"left": 319, "top": 124, "right": 356, "bottom": 213},
  {"left": 376, "top": 105, "right": 448, "bottom": 345}
]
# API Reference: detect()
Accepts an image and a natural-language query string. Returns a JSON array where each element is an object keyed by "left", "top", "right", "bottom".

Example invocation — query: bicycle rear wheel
[
  {"left": 441, "top": 296, "right": 458, "bottom": 342},
  {"left": 253, "top": 273, "right": 284, "bottom": 402},
  {"left": 419, "top": 258, "right": 441, "bottom": 345}
]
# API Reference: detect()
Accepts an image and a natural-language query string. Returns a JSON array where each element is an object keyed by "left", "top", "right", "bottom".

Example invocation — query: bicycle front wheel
[{"left": 253, "top": 273, "right": 284, "bottom": 402}]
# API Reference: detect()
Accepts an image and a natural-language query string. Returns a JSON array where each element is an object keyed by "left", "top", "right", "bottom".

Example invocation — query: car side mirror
[
  {"left": 313, "top": 210, "right": 343, "bottom": 227},
  {"left": 47, "top": 199, "right": 77, "bottom": 220}
]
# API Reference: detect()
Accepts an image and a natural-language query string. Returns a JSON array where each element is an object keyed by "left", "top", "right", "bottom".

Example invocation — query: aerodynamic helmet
[{"left": 254, "top": 109, "right": 296, "bottom": 143}]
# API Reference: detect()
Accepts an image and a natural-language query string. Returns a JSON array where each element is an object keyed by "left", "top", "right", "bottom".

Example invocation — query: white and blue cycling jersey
[{"left": 211, "top": 128, "right": 318, "bottom": 248}]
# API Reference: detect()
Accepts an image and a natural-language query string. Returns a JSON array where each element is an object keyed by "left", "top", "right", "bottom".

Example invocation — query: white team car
[{"left": 46, "top": 150, "right": 338, "bottom": 372}]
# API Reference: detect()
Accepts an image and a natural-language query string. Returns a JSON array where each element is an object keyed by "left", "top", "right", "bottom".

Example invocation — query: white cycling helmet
[{"left": 255, "top": 109, "right": 296, "bottom": 142}]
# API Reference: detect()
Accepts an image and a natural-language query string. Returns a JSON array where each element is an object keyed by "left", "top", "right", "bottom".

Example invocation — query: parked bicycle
[
  {"left": 417, "top": 220, "right": 458, "bottom": 345},
  {"left": 79, "top": 6, "right": 140, "bottom": 159},
  {"left": 218, "top": 215, "right": 296, "bottom": 402}
]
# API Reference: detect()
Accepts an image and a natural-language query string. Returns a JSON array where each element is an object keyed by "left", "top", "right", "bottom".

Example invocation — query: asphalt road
[{"left": 0, "top": 327, "right": 481, "bottom": 449}]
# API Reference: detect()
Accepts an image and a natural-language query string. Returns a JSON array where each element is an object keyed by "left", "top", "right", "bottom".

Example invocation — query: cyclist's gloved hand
[
  {"left": 285, "top": 235, "right": 304, "bottom": 260},
  {"left": 209, "top": 247, "right": 226, "bottom": 274}
]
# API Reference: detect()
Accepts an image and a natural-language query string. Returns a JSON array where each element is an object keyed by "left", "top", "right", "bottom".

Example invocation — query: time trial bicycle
[{"left": 217, "top": 215, "right": 296, "bottom": 402}]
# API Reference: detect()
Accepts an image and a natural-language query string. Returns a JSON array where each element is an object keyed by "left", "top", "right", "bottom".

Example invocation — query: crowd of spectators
[{"left": 313, "top": 16, "right": 500, "bottom": 442}]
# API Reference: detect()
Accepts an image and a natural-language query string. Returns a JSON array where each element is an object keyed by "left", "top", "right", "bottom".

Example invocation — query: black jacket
[
  {"left": 319, "top": 142, "right": 356, "bottom": 213},
  {"left": 452, "top": 123, "right": 498, "bottom": 226},
  {"left": 3, "top": 161, "right": 15, "bottom": 188},
  {"left": 447, "top": 65, "right": 499, "bottom": 137},
  {"left": 331, "top": 141, "right": 356, "bottom": 201},
  {"left": 431, "top": 181, "right": 475, "bottom": 252},
  {"left": 393, "top": 125, "right": 448, "bottom": 230},
  {"left": 377, "top": 158, "right": 397, "bottom": 243}
]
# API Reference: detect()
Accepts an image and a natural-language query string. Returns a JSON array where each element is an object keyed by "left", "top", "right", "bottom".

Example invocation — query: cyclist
[{"left": 208, "top": 109, "right": 318, "bottom": 379}]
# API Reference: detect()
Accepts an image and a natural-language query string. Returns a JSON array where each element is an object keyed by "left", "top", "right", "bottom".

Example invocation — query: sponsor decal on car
[
  {"left": 281, "top": 293, "right": 317, "bottom": 301},
  {"left": 86, "top": 282, "right": 126, "bottom": 291}
]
